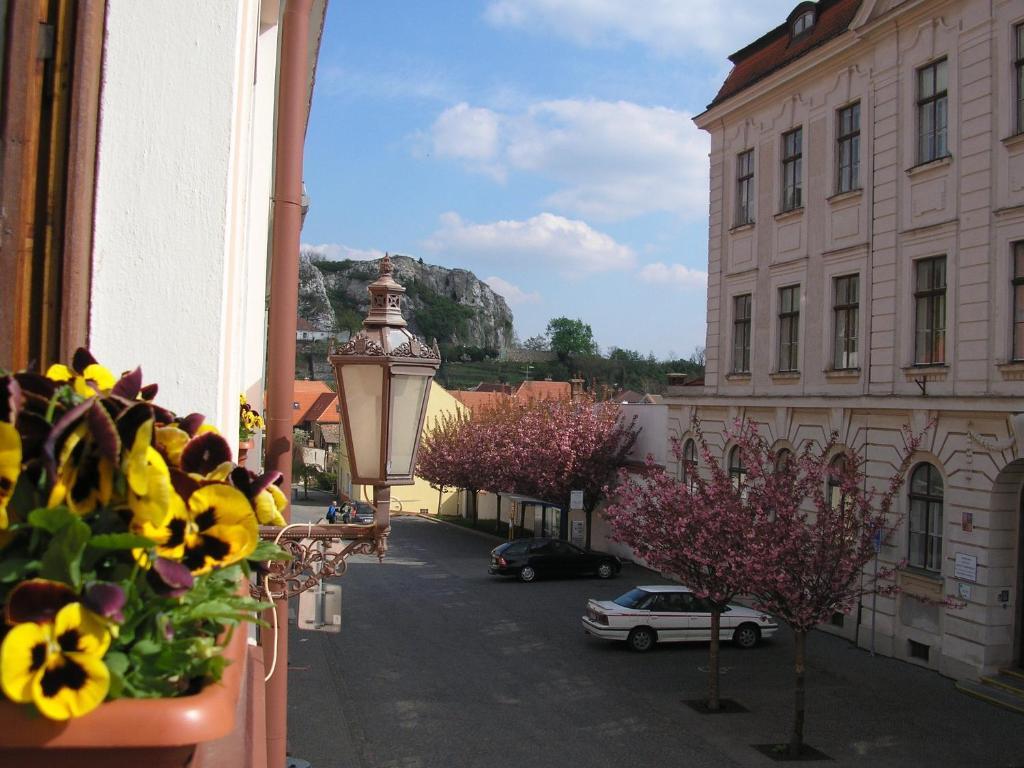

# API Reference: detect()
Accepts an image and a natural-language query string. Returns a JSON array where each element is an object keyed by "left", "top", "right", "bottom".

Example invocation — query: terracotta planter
[
  {"left": 238, "top": 438, "right": 253, "bottom": 465},
  {"left": 0, "top": 627, "right": 247, "bottom": 768}
]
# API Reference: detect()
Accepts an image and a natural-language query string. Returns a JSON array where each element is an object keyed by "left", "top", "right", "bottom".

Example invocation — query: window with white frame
[
  {"left": 778, "top": 285, "right": 800, "bottom": 372},
  {"left": 1016, "top": 24, "right": 1024, "bottom": 135},
  {"left": 736, "top": 149, "right": 754, "bottom": 226},
  {"left": 908, "top": 463, "right": 943, "bottom": 572},
  {"left": 836, "top": 103, "right": 860, "bottom": 193},
  {"left": 792, "top": 10, "right": 814, "bottom": 36},
  {"left": 728, "top": 446, "right": 747, "bottom": 489},
  {"left": 681, "top": 439, "right": 697, "bottom": 492},
  {"left": 914, "top": 256, "right": 946, "bottom": 365},
  {"left": 833, "top": 274, "right": 859, "bottom": 370},
  {"left": 732, "top": 294, "right": 752, "bottom": 373},
  {"left": 781, "top": 128, "right": 802, "bottom": 211},
  {"left": 917, "top": 59, "right": 948, "bottom": 163},
  {"left": 1014, "top": 242, "right": 1024, "bottom": 361}
]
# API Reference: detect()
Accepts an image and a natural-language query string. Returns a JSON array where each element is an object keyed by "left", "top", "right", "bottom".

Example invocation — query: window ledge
[
  {"left": 729, "top": 222, "right": 755, "bottom": 234},
  {"left": 725, "top": 372, "right": 752, "bottom": 382},
  {"left": 774, "top": 207, "right": 804, "bottom": 222},
  {"left": 827, "top": 188, "right": 862, "bottom": 204},
  {"left": 824, "top": 367, "right": 861, "bottom": 380},
  {"left": 996, "top": 360, "right": 1024, "bottom": 380},
  {"left": 769, "top": 371, "right": 801, "bottom": 382},
  {"left": 902, "top": 364, "right": 948, "bottom": 382},
  {"left": 1001, "top": 132, "right": 1024, "bottom": 150},
  {"left": 905, "top": 155, "right": 952, "bottom": 176},
  {"left": 898, "top": 569, "right": 944, "bottom": 600}
]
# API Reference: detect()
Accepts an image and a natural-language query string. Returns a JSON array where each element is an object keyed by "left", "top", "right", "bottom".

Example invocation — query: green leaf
[
  {"left": 28, "top": 506, "right": 77, "bottom": 534},
  {"left": 0, "top": 558, "right": 39, "bottom": 583},
  {"left": 248, "top": 540, "right": 293, "bottom": 563},
  {"left": 89, "top": 533, "right": 155, "bottom": 550},
  {"left": 104, "top": 651, "right": 129, "bottom": 699},
  {"left": 38, "top": 517, "right": 91, "bottom": 588}
]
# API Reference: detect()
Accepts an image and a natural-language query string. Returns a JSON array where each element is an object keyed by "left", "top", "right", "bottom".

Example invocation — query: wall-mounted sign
[
  {"left": 570, "top": 519, "right": 585, "bottom": 546},
  {"left": 954, "top": 553, "right": 978, "bottom": 583},
  {"left": 958, "top": 583, "right": 971, "bottom": 601},
  {"left": 570, "top": 490, "right": 584, "bottom": 510},
  {"left": 961, "top": 512, "right": 973, "bottom": 532}
]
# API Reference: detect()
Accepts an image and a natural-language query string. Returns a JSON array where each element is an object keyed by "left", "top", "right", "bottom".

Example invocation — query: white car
[{"left": 582, "top": 585, "right": 778, "bottom": 652}]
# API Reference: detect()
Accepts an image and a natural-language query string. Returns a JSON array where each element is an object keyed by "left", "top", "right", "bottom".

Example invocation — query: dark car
[
  {"left": 489, "top": 538, "right": 621, "bottom": 583},
  {"left": 351, "top": 502, "right": 375, "bottom": 525}
]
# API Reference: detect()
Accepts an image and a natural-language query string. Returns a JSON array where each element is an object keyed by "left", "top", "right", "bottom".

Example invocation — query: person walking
[{"left": 326, "top": 499, "right": 339, "bottom": 524}]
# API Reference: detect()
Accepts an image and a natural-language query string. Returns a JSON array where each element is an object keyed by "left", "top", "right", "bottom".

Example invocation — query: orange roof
[
  {"left": 514, "top": 380, "right": 571, "bottom": 402},
  {"left": 710, "top": 0, "right": 861, "bottom": 109},
  {"left": 291, "top": 380, "right": 333, "bottom": 426},
  {"left": 449, "top": 390, "right": 509, "bottom": 415},
  {"left": 306, "top": 392, "right": 340, "bottom": 425}
]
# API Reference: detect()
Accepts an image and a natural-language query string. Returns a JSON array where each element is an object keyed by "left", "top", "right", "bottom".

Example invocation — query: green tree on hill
[{"left": 546, "top": 317, "right": 597, "bottom": 360}]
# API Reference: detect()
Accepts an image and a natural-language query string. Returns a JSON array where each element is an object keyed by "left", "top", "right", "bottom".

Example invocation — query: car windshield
[{"left": 613, "top": 588, "right": 654, "bottom": 609}]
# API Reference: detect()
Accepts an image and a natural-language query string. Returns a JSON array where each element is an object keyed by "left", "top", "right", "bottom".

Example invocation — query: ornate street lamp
[{"left": 329, "top": 254, "right": 440, "bottom": 534}]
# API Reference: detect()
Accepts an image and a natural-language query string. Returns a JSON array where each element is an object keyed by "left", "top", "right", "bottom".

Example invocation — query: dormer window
[{"left": 792, "top": 10, "right": 815, "bottom": 36}]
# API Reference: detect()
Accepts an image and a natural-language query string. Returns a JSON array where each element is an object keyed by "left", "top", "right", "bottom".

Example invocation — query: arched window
[
  {"left": 728, "top": 446, "right": 747, "bottom": 489},
  {"left": 908, "top": 463, "right": 943, "bottom": 572},
  {"left": 828, "top": 454, "right": 849, "bottom": 510},
  {"left": 793, "top": 9, "right": 815, "bottom": 35},
  {"left": 681, "top": 439, "right": 698, "bottom": 492},
  {"left": 775, "top": 448, "right": 792, "bottom": 473}
]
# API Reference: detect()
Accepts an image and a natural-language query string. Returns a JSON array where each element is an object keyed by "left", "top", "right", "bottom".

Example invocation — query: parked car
[
  {"left": 350, "top": 502, "right": 375, "bottom": 525},
  {"left": 581, "top": 585, "right": 778, "bottom": 652},
  {"left": 489, "top": 538, "right": 620, "bottom": 582}
]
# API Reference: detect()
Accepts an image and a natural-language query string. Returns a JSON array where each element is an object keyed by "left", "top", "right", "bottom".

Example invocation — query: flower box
[{"left": 0, "top": 627, "right": 247, "bottom": 768}]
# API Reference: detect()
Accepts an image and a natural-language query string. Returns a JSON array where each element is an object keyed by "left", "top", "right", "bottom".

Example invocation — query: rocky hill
[{"left": 298, "top": 252, "right": 515, "bottom": 356}]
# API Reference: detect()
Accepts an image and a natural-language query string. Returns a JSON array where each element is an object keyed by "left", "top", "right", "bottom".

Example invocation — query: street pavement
[{"left": 286, "top": 507, "right": 1024, "bottom": 768}]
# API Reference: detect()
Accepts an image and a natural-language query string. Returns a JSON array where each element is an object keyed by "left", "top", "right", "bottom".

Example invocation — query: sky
[{"left": 301, "top": 0, "right": 797, "bottom": 360}]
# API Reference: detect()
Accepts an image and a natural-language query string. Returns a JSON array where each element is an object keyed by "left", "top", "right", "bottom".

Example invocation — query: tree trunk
[
  {"left": 470, "top": 489, "right": 478, "bottom": 526},
  {"left": 790, "top": 629, "right": 807, "bottom": 757},
  {"left": 437, "top": 485, "right": 443, "bottom": 515},
  {"left": 584, "top": 506, "right": 592, "bottom": 550},
  {"left": 707, "top": 606, "right": 721, "bottom": 711}
]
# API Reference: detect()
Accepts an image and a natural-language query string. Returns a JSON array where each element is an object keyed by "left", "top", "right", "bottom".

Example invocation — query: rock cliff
[{"left": 298, "top": 251, "right": 515, "bottom": 354}]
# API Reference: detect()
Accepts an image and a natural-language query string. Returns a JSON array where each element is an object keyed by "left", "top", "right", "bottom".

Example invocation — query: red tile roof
[
  {"left": 513, "top": 380, "right": 571, "bottom": 402},
  {"left": 709, "top": 0, "right": 862, "bottom": 109},
  {"left": 449, "top": 390, "right": 509, "bottom": 414},
  {"left": 305, "top": 392, "right": 340, "bottom": 424},
  {"left": 296, "top": 317, "right": 316, "bottom": 332},
  {"left": 291, "top": 380, "right": 333, "bottom": 427}
]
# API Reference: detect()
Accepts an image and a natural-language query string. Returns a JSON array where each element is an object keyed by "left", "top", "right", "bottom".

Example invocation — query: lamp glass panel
[
  {"left": 341, "top": 364, "right": 384, "bottom": 480},
  {"left": 387, "top": 373, "right": 429, "bottom": 477}
]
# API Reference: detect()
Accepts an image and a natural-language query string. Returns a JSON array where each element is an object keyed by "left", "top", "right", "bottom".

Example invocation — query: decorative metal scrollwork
[
  {"left": 336, "top": 333, "right": 386, "bottom": 357},
  {"left": 392, "top": 339, "right": 441, "bottom": 360},
  {"left": 251, "top": 524, "right": 388, "bottom": 601}
]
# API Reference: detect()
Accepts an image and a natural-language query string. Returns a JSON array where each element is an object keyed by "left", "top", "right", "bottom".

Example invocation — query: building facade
[{"left": 673, "top": 0, "right": 1024, "bottom": 679}]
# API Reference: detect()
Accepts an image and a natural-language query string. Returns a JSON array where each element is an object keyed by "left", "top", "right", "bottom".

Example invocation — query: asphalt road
[{"left": 287, "top": 514, "right": 1024, "bottom": 768}]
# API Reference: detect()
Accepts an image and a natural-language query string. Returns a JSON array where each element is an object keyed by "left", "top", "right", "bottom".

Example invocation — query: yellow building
[{"left": 340, "top": 381, "right": 467, "bottom": 516}]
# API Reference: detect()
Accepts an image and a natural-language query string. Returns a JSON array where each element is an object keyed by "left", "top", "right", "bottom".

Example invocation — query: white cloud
[
  {"left": 300, "top": 243, "right": 386, "bottom": 261},
  {"left": 424, "top": 211, "right": 635, "bottom": 274},
  {"left": 483, "top": 0, "right": 794, "bottom": 58},
  {"left": 484, "top": 276, "right": 541, "bottom": 305},
  {"left": 426, "top": 98, "right": 709, "bottom": 221},
  {"left": 638, "top": 262, "right": 708, "bottom": 290}
]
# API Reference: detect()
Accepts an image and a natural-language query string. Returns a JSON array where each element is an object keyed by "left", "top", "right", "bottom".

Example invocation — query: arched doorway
[{"left": 991, "top": 459, "right": 1024, "bottom": 667}]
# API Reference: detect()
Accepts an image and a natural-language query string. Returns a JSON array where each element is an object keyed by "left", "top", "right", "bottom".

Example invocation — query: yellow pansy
[
  {"left": 1, "top": 603, "right": 111, "bottom": 721},
  {"left": 155, "top": 426, "right": 189, "bottom": 467},
  {"left": 55, "top": 424, "right": 115, "bottom": 516},
  {"left": 0, "top": 422, "right": 21, "bottom": 529}
]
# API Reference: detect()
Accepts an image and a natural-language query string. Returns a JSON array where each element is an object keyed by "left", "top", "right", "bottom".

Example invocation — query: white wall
[{"left": 90, "top": 0, "right": 269, "bottom": 440}]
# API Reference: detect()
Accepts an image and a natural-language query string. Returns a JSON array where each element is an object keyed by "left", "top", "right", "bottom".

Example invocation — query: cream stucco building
[{"left": 671, "top": 0, "right": 1024, "bottom": 680}]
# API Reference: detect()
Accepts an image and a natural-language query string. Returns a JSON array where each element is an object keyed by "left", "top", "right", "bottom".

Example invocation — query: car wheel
[
  {"left": 596, "top": 562, "right": 614, "bottom": 579},
  {"left": 627, "top": 627, "right": 656, "bottom": 652},
  {"left": 733, "top": 623, "right": 760, "bottom": 649},
  {"left": 518, "top": 565, "right": 537, "bottom": 583}
]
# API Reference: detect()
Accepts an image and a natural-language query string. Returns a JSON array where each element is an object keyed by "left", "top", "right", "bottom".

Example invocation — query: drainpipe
[{"left": 264, "top": 1, "right": 313, "bottom": 766}]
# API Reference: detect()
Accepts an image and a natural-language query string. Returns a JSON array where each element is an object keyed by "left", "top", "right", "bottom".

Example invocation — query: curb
[{"left": 415, "top": 513, "right": 506, "bottom": 543}]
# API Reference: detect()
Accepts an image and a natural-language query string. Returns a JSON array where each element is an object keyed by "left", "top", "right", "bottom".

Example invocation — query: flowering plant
[
  {"left": 238, "top": 394, "right": 265, "bottom": 441},
  {"left": 0, "top": 350, "right": 288, "bottom": 721}
]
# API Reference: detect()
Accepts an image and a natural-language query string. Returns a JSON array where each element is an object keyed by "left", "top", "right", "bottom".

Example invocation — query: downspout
[{"left": 264, "top": 1, "right": 313, "bottom": 766}]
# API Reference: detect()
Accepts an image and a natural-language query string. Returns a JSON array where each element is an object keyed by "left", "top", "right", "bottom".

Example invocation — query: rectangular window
[
  {"left": 1016, "top": 24, "right": 1024, "bottom": 134},
  {"left": 781, "top": 128, "right": 802, "bottom": 211},
  {"left": 1013, "top": 242, "right": 1024, "bottom": 361},
  {"left": 914, "top": 256, "right": 947, "bottom": 365},
  {"left": 833, "top": 275, "right": 859, "bottom": 369},
  {"left": 732, "top": 294, "right": 752, "bottom": 374},
  {"left": 736, "top": 150, "right": 754, "bottom": 226},
  {"left": 778, "top": 285, "right": 800, "bottom": 372},
  {"left": 917, "top": 59, "right": 948, "bottom": 163},
  {"left": 836, "top": 103, "right": 860, "bottom": 193}
]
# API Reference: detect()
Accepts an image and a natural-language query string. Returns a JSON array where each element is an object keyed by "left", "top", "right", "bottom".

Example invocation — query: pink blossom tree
[
  {"left": 417, "top": 410, "right": 495, "bottom": 523},
  {"left": 604, "top": 419, "right": 762, "bottom": 712},
  {"left": 737, "top": 423, "right": 924, "bottom": 758}
]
